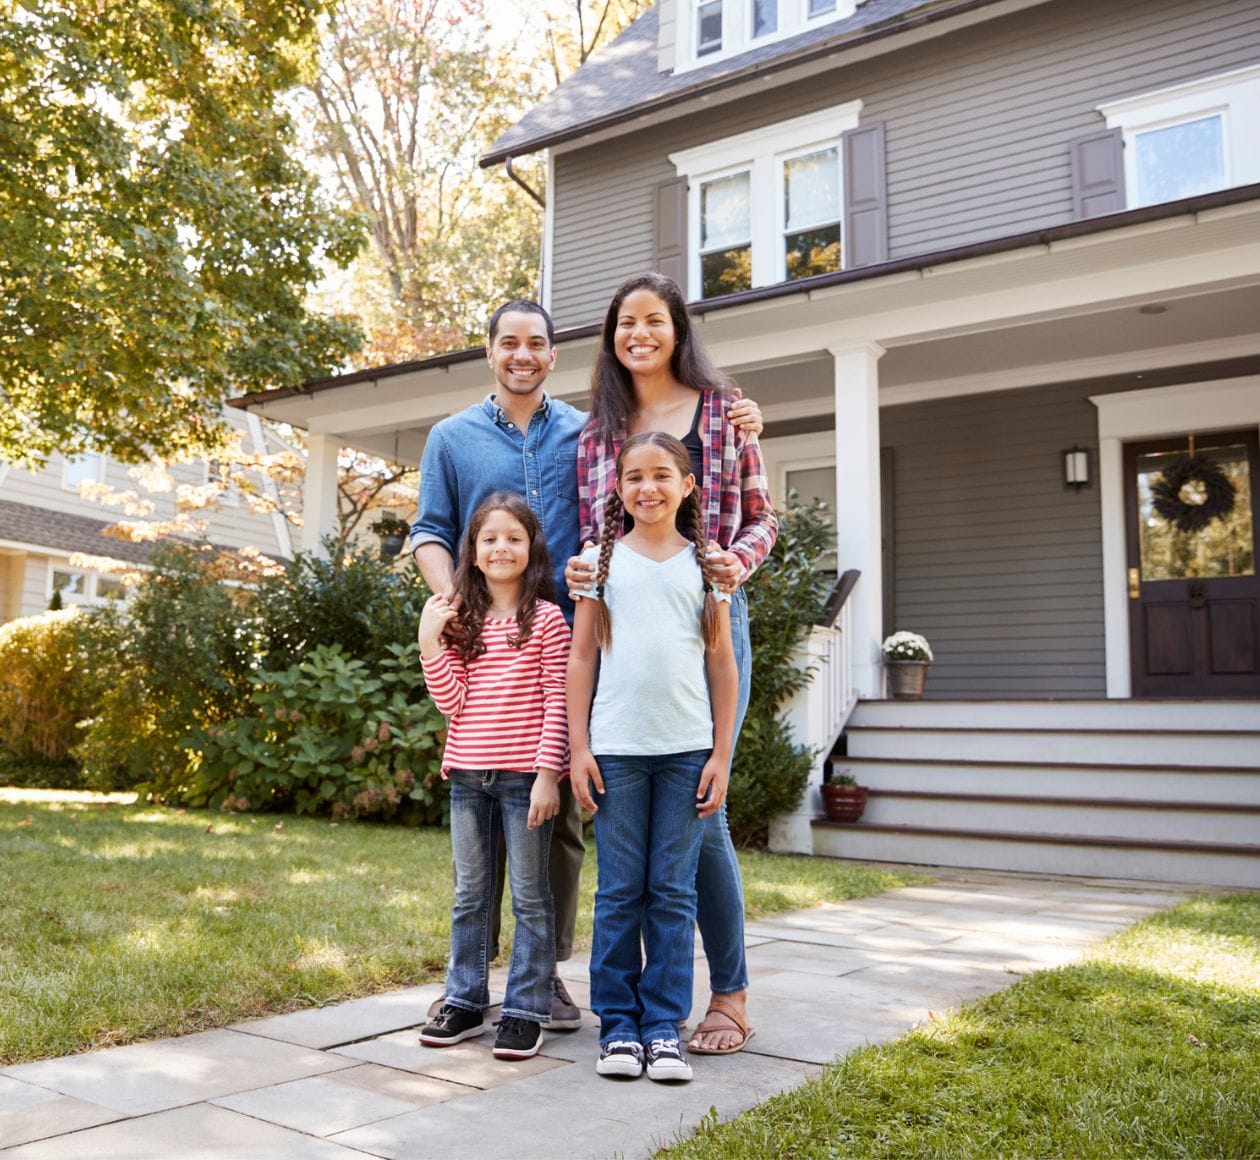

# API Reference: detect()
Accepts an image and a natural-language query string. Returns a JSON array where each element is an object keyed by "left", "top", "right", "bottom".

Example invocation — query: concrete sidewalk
[{"left": 0, "top": 869, "right": 1184, "bottom": 1159}]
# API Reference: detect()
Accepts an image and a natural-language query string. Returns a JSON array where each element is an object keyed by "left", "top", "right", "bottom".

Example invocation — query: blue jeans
[
  {"left": 695, "top": 585, "right": 752, "bottom": 995},
  {"left": 447, "top": 770, "right": 555, "bottom": 1022},
  {"left": 590, "top": 749, "right": 709, "bottom": 1045}
]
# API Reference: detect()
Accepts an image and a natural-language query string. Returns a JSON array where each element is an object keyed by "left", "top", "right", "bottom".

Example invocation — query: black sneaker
[
  {"left": 596, "top": 1040, "right": 644, "bottom": 1078},
  {"left": 644, "top": 1037, "right": 693, "bottom": 1082},
  {"left": 493, "top": 1016, "right": 543, "bottom": 1060},
  {"left": 419, "top": 1003, "right": 484, "bottom": 1047},
  {"left": 542, "top": 973, "right": 582, "bottom": 1031}
]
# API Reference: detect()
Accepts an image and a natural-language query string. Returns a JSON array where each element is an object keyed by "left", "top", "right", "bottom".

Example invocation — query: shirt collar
[{"left": 483, "top": 392, "right": 551, "bottom": 427}]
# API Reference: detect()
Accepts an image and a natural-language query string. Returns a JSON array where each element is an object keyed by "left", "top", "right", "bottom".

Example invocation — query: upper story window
[
  {"left": 679, "top": 0, "right": 869, "bottom": 72},
  {"left": 671, "top": 101, "right": 861, "bottom": 299},
  {"left": 1099, "top": 64, "right": 1260, "bottom": 209},
  {"left": 62, "top": 452, "right": 104, "bottom": 492}
]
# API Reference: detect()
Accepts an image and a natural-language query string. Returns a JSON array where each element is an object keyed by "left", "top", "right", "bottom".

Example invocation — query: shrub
[
  {"left": 74, "top": 544, "right": 256, "bottom": 795},
  {"left": 0, "top": 610, "right": 94, "bottom": 786},
  {"left": 728, "top": 495, "right": 833, "bottom": 846},
  {"left": 186, "top": 642, "right": 447, "bottom": 824}
]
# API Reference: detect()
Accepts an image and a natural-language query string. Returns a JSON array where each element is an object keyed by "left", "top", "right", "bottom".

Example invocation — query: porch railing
[{"left": 770, "top": 569, "right": 861, "bottom": 855}]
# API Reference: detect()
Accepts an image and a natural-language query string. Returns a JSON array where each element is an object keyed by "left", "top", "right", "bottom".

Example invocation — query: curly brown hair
[
  {"left": 450, "top": 492, "right": 554, "bottom": 661},
  {"left": 591, "top": 432, "right": 720, "bottom": 652}
]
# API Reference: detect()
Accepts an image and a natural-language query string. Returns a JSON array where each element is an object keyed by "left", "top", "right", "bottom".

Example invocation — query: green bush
[
  {"left": 0, "top": 610, "right": 94, "bottom": 786},
  {"left": 728, "top": 495, "right": 832, "bottom": 846},
  {"left": 74, "top": 544, "right": 256, "bottom": 795},
  {"left": 186, "top": 642, "right": 447, "bottom": 824}
]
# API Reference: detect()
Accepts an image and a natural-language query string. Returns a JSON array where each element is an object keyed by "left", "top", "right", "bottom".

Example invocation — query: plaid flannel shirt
[{"left": 577, "top": 389, "right": 778, "bottom": 581}]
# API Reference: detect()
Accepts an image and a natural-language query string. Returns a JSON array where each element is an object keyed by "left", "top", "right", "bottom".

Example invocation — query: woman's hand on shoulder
[
  {"left": 569, "top": 748, "right": 603, "bottom": 812},
  {"left": 726, "top": 387, "right": 763, "bottom": 438},
  {"left": 565, "top": 541, "right": 597, "bottom": 595},
  {"left": 418, "top": 593, "right": 459, "bottom": 656},
  {"left": 696, "top": 755, "right": 729, "bottom": 819},
  {"left": 528, "top": 768, "right": 561, "bottom": 829}
]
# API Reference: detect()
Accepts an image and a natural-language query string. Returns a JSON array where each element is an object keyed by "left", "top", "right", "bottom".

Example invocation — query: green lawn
[
  {"left": 668, "top": 892, "right": 1260, "bottom": 1159},
  {"left": 0, "top": 788, "right": 924, "bottom": 1065}
]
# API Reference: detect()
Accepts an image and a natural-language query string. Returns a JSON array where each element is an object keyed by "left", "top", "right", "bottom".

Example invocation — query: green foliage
[
  {"left": 74, "top": 545, "right": 256, "bottom": 795},
  {"left": 728, "top": 495, "right": 833, "bottom": 846},
  {"left": 186, "top": 643, "right": 447, "bottom": 824},
  {"left": 0, "top": 0, "right": 362, "bottom": 466},
  {"left": 0, "top": 611, "right": 94, "bottom": 785}
]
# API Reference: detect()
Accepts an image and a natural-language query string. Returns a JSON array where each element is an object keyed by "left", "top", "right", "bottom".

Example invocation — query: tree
[
  {"left": 539, "top": 0, "right": 655, "bottom": 85},
  {"left": 0, "top": 0, "right": 364, "bottom": 468}
]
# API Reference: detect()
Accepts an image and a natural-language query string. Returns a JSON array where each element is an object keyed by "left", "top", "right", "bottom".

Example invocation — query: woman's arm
[
  {"left": 533, "top": 606, "right": 571, "bottom": 777},
  {"left": 565, "top": 599, "right": 604, "bottom": 813},
  {"left": 697, "top": 602, "right": 738, "bottom": 819},
  {"left": 726, "top": 428, "right": 778, "bottom": 583}
]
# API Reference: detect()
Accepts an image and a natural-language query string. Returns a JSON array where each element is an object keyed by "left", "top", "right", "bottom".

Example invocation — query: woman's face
[{"left": 612, "top": 289, "right": 676, "bottom": 379}]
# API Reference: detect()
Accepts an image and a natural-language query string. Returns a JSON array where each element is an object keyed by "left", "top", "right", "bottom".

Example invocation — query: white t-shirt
[{"left": 576, "top": 541, "right": 728, "bottom": 756}]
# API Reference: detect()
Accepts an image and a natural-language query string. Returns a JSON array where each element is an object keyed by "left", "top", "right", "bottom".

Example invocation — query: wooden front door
[{"left": 1125, "top": 428, "right": 1260, "bottom": 698}]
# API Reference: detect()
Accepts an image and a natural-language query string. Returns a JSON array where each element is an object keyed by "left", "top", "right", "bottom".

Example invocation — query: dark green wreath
[{"left": 1150, "top": 455, "right": 1237, "bottom": 533}]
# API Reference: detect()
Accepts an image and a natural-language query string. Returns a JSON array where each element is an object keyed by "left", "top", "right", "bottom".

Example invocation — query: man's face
[{"left": 487, "top": 311, "right": 557, "bottom": 400}]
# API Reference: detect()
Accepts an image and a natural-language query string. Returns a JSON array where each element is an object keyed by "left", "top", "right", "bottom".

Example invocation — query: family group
[{"left": 410, "top": 273, "right": 778, "bottom": 1083}]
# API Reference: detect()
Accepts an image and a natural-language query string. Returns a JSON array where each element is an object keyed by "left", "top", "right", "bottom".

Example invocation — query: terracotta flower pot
[
  {"left": 886, "top": 659, "right": 930, "bottom": 699},
  {"left": 820, "top": 782, "right": 867, "bottom": 823}
]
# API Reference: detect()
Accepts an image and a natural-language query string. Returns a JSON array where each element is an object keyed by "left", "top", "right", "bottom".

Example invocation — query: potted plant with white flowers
[
  {"left": 369, "top": 513, "right": 411, "bottom": 559},
  {"left": 882, "top": 631, "right": 933, "bottom": 699}
]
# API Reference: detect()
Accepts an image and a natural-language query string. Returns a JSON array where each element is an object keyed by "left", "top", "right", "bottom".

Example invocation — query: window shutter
[
  {"left": 1071, "top": 128, "right": 1126, "bottom": 219},
  {"left": 653, "top": 177, "right": 688, "bottom": 292},
  {"left": 842, "top": 121, "right": 888, "bottom": 268}
]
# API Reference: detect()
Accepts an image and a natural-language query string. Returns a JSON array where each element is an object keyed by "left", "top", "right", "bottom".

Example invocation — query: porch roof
[{"left": 0, "top": 499, "right": 154, "bottom": 565}]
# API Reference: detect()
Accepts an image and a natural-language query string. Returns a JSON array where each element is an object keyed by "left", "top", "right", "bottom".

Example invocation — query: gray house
[{"left": 237, "top": 0, "right": 1260, "bottom": 887}]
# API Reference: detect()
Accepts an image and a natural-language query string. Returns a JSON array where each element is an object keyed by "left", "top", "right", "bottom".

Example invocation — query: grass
[
  {"left": 667, "top": 892, "right": 1260, "bottom": 1159},
  {"left": 0, "top": 788, "right": 925, "bottom": 1065}
]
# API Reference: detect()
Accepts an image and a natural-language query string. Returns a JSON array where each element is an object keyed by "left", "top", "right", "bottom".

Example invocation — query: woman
[{"left": 568, "top": 271, "right": 778, "bottom": 1055}]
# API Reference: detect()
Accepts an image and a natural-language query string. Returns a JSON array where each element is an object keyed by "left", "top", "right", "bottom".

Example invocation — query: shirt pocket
[{"left": 552, "top": 452, "right": 579, "bottom": 503}]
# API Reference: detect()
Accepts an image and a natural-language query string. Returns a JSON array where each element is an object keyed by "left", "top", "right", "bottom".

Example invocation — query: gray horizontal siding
[
  {"left": 880, "top": 377, "right": 1119, "bottom": 699},
  {"left": 548, "top": 0, "right": 1260, "bottom": 326}
]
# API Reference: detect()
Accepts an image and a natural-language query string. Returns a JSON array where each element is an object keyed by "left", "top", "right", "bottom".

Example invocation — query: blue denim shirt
[{"left": 412, "top": 394, "right": 589, "bottom": 622}]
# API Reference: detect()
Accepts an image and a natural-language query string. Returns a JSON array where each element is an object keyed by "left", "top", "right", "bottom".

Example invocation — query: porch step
[{"left": 810, "top": 699, "right": 1260, "bottom": 888}]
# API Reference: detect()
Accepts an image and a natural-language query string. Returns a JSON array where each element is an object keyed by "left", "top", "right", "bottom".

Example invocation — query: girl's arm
[
  {"left": 697, "top": 601, "right": 738, "bottom": 819},
  {"left": 565, "top": 598, "right": 604, "bottom": 813},
  {"left": 418, "top": 594, "right": 467, "bottom": 718}
]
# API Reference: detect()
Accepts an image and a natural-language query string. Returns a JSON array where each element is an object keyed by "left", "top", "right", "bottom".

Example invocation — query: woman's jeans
[
  {"left": 589, "top": 749, "right": 709, "bottom": 1045},
  {"left": 446, "top": 770, "right": 555, "bottom": 1022},
  {"left": 695, "top": 584, "right": 752, "bottom": 996}
]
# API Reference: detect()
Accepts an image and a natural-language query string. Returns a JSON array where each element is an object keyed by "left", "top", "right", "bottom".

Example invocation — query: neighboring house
[
  {"left": 0, "top": 410, "right": 294, "bottom": 623},
  {"left": 236, "top": 0, "right": 1260, "bottom": 887}
]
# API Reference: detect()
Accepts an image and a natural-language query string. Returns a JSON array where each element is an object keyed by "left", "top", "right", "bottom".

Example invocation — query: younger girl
[
  {"left": 418, "top": 492, "right": 570, "bottom": 1061},
  {"left": 568, "top": 432, "right": 738, "bottom": 1083}
]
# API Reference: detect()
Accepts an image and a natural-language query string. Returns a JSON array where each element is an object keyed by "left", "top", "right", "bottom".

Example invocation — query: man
[{"left": 411, "top": 299, "right": 760, "bottom": 1030}]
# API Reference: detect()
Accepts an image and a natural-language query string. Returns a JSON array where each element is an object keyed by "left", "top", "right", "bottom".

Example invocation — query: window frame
[
  {"left": 1098, "top": 64, "right": 1260, "bottom": 210},
  {"left": 675, "top": 0, "right": 866, "bottom": 72},
  {"left": 61, "top": 452, "right": 105, "bottom": 493},
  {"left": 778, "top": 142, "right": 844, "bottom": 283},
  {"left": 46, "top": 562, "right": 129, "bottom": 607},
  {"left": 670, "top": 100, "right": 862, "bottom": 299}
]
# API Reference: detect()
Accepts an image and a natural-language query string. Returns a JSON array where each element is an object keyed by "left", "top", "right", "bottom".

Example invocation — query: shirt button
[
  {"left": 531, "top": 489, "right": 538, "bottom": 496},
  {"left": 527, "top": 452, "right": 534, "bottom": 458},
  {"left": 507, "top": 422, "right": 515, "bottom": 429}
]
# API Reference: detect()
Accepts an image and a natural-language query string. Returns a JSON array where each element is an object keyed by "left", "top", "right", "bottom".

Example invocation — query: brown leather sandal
[{"left": 686, "top": 996, "right": 755, "bottom": 1055}]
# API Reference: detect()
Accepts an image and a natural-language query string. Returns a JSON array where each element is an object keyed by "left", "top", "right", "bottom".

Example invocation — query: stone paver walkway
[{"left": 0, "top": 868, "right": 1185, "bottom": 1159}]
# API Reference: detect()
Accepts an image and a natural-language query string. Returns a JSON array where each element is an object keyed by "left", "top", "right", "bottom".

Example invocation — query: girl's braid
[
  {"left": 684, "top": 490, "right": 721, "bottom": 651},
  {"left": 592, "top": 489, "right": 622, "bottom": 650}
]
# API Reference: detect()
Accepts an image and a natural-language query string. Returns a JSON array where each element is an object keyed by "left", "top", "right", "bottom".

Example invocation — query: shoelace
[
  {"left": 646, "top": 1038, "right": 682, "bottom": 1060},
  {"left": 495, "top": 1016, "right": 533, "bottom": 1037},
  {"left": 604, "top": 1039, "right": 642, "bottom": 1055}
]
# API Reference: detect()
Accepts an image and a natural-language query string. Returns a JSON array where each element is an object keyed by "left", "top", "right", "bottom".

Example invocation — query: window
[
  {"left": 670, "top": 101, "right": 861, "bottom": 299},
  {"left": 1099, "top": 64, "right": 1260, "bottom": 209},
  {"left": 62, "top": 453, "right": 103, "bottom": 492},
  {"left": 51, "top": 569, "right": 87, "bottom": 599},
  {"left": 679, "top": 0, "right": 868, "bottom": 71},
  {"left": 783, "top": 461, "right": 837, "bottom": 575},
  {"left": 47, "top": 564, "right": 129, "bottom": 606},
  {"left": 697, "top": 0, "right": 722, "bottom": 55}
]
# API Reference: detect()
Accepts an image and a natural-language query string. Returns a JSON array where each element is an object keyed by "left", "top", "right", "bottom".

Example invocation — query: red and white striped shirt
[{"left": 420, "top": 601, "right": 571, "bottom": 777}]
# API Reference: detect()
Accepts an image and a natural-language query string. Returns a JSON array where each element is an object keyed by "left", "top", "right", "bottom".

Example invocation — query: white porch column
[
  {"left": 830, "top": 340, "right": 886, "bottom": 700},
  {"left": 301, "top": 433, "right": 340, "bottom": 558}
]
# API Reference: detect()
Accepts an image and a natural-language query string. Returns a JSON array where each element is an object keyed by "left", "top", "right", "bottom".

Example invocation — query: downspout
[{"left": 504, "top": 156, "right": 546, "bottom": 207}]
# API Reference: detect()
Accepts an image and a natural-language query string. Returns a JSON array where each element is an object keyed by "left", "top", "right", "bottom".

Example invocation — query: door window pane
[
  {"left": 1134, "top": 115, "right": 1225, "bottom": 206},
  {"left": 1137, "top": 442, "right": 1254, "bottom": 580},
  {"left": 700, "top": 171, "right": 752, "bottom": 297},
  {"left": 697, "top": 0, "right": 722, "bottom": 55},
  {"left": 784, "top": 148, "right": 841, "bottom": 279},
  {"left": 753, "top": 0, "right": 776, "bottom": 38},
  {"left": 785, "top": 465, "right": 837, "bottom": 574}
]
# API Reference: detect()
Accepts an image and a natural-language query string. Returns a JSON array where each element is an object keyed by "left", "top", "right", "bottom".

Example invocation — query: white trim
[
  {"left": 669, "top": 100, "right": 862, "bottom": 297},
  {"left": 673, "top": 0, "right": 867, "bottom": 74},
  {"left": 246, "top": 412, "right": 293, "bottom": 560},
  {"left": 1090, "top": 375, "right": 1260, "bottom": 699},
  {"left": 541, "top": 150, "right": 555, "bottom": 313},
  {"left": 1099, "top": 64, "right": 1260, "bottom": 209},
  {"left": 0, "top": 462, "right": 8, "bottom": 488}
]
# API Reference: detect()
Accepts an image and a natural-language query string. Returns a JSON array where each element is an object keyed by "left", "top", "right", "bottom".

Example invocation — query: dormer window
[{"left": 679, "top": 0, "right": 867, "bottom": 72}]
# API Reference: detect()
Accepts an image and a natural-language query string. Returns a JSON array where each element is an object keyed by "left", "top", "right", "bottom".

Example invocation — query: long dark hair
[
  {"left": 592, "top": 432, "right": 720, "bottom": 652},
  {"left": 450, "top": 492, "right": 554, "bottom": 661},
  {"left": 588, "top": 272, "right": 733, "bottom": 439}
]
